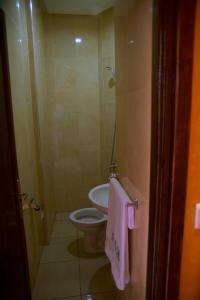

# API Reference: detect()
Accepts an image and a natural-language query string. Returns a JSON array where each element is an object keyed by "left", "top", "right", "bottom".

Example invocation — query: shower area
[
  {"left": 0, "top": 0, "right": 116, "bottom": 299},
  {"left": 43, "top": 11, "right": 116, "bottom": 212}
]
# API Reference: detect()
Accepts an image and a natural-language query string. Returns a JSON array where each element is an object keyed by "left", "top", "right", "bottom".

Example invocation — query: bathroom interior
[{"left": 0, "top": 0, "right": 152, "bottom": 299}]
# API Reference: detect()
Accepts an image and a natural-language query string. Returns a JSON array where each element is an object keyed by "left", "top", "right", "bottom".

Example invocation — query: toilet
[{"left": 69, "top": 208, "right": 107, "bottom": 254}]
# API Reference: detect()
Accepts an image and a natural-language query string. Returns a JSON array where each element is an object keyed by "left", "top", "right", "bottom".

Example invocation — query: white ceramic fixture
[
  {"left": 88, "top": 183, "right": 109, "bottom": 214},
  {"left": 69, "top": 208, "right": 107, "bottom": 253}
]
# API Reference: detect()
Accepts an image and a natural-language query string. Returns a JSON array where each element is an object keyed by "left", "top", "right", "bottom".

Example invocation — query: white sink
[{"left": 88, "top": 183, "right": 109, "bottom": 214}]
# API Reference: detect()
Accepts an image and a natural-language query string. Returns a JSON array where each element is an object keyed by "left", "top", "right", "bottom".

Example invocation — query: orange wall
[
  {"left": 115, "top": 0, "right": 152, "bottom": 299},
  {"left": 179, "top": 1, "right": 200, "bottom": 299}
]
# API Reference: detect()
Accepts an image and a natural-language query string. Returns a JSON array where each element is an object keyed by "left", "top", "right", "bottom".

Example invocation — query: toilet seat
[
  {"left": 69, "top": 208, "right": 107, "bottom": 225},
  {"left": 69, "top": 208, "right": 107, "bottom": 253}
]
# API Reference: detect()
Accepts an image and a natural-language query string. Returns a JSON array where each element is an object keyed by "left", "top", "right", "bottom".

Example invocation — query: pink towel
[{"left": 105, "top": 178, "right": 135, "bottom": 290}]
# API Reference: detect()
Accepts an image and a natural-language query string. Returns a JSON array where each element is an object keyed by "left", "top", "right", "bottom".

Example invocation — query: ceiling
[{"left": 43, "top": 0, "right": 114, "bottom": 15}]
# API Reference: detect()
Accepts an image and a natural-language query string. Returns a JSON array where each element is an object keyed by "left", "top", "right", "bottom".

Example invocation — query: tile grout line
[
  {"left": 46, "top": 293, "right": 81, "bottom": 300},
  {"left": 43, "top": 237, "right": 77, "bottom": 244},
  {"left": 40, "top": 259, "right": 79, "bottom": 264},
  {"left": 77, "top": 229, "right": 83, "bottom": 300}
]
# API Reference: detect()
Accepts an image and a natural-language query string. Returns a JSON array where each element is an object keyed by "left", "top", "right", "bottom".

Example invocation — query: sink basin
[{"left": 88, "top": 183, "right": 109, "bottom": 214}]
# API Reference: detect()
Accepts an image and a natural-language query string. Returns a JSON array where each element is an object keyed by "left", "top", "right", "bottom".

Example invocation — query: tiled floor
[{"left": 33, "top": 212, "right": 117, "bottom": 300}]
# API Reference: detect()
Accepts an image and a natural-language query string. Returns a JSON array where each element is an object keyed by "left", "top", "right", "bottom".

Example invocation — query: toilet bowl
[{"left": 69, "top": 208, "right": 107, "bottom": 253}]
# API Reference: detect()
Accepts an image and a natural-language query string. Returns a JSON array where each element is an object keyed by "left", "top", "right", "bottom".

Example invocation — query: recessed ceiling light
[
  {"left": 30, "top": 0, "right": 33, "bottom": 13},
  {"left": 75, "top": 37, "right": 82, "bottom": 44}
]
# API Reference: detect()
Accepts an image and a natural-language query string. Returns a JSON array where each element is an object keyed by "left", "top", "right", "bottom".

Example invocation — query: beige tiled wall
[
  {"left": 0, "top": 0, "right": 46, "bottom": 287},
  {"left": 26, "top": 0, "right": 55, "bottom": 240},
  {"left": 98, "top": 8, "right": 116, "bottom": 182},
  {"left": 44, "top": 14, "right": 102, "bottom": 211},
  {"left": 115, "top": 0, "right": 152, "bottom": 299},
  {"left": 43, "top": 11, "right": 116, "bottom": 212}
]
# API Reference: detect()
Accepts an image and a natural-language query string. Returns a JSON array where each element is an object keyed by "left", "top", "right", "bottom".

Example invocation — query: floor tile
[
  {"left": 80, "top": 257, "right": 116, "bottom": 294},
  {"left": 40, "top": 237, "right": 79, "bottom": 263},
  {"left": 50, "top": 236, "right": 76, "bottom": 245},
  {"left": 33, "top": 261, "right": 80, "bottom": 299},
  {"left": 81, "top": 292, "right": 117, "bottom": 300},
  {"left": 56, "top": 211, "right": 71, "bottom": 221},
  {"left": 66, "top": 298, "right": 81, "bottom": 300},
  {"left": 53, "top": 297, "right": 81, "bottom": 300},
  {"left": 77, "top": 229, "right": 84, "bottom": 238},
  {"left": 51, "top": 220, "right": 77, "bottom": 238},
  {"left": 77, "top": 238, "right": 106, "bottom": 259}
]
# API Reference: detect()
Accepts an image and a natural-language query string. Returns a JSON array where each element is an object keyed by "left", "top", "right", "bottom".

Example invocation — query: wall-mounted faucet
[{"left": 109, "top": 160, "right": 119, "bottom": 179}]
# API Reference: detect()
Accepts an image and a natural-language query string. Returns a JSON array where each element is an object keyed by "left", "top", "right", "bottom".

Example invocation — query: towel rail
[
  {"left": 127, "top": 200, "right": 138, "bottom": 209},
  {"left": 109, "top": 173, "right": 139, "bottom": 209},
  {"left": 119, "top": 180, "right": 139, "bottom": 209}
]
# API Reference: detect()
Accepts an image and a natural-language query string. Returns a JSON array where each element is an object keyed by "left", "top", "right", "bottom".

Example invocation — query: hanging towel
[{"left": 105, "top": 178, "right": 136, "bottom": 290}]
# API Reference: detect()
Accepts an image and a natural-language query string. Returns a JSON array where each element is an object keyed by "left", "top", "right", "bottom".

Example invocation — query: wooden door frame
[
  {"left": 0, "top": 9, "right": 31, "bottom": 299},
  {"left": 147, "top": 0, "right": 196, "bottom": 299}
]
